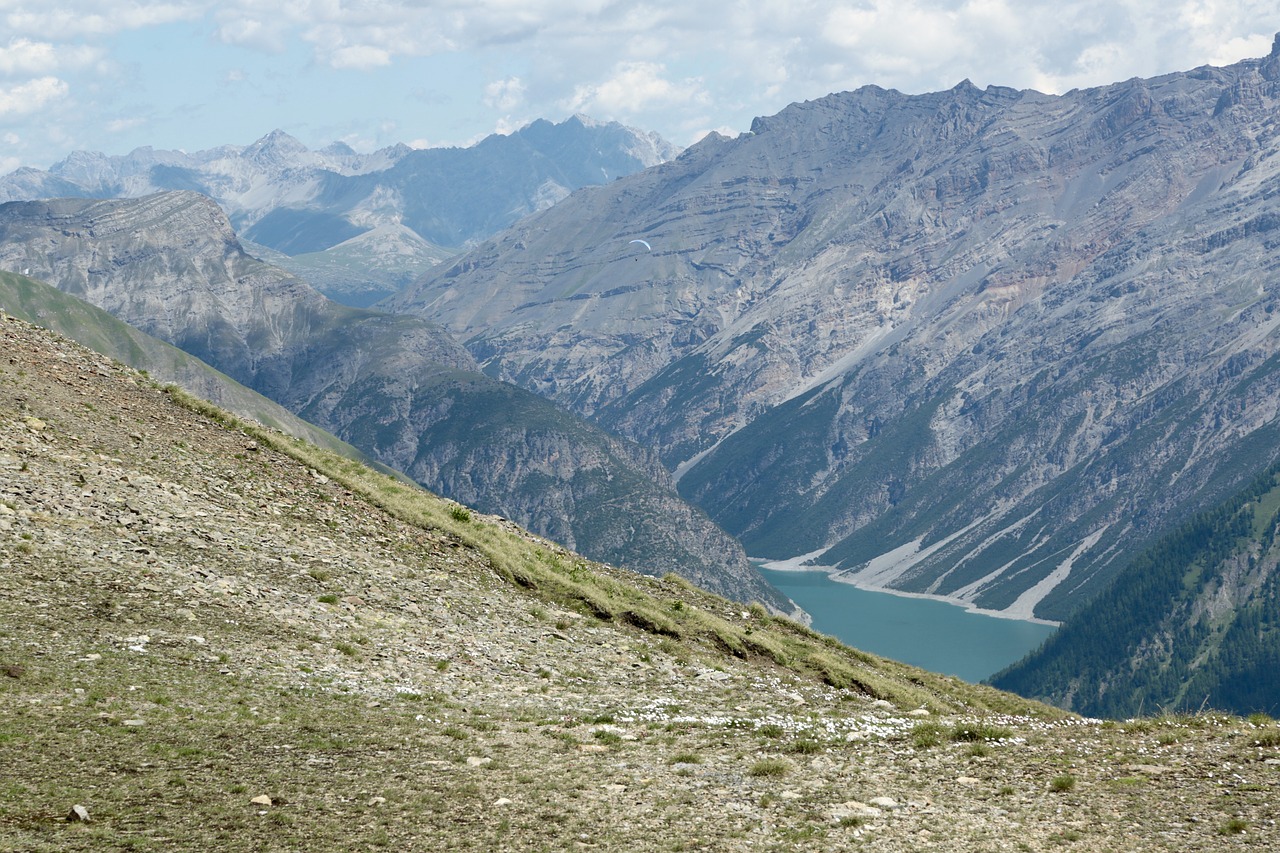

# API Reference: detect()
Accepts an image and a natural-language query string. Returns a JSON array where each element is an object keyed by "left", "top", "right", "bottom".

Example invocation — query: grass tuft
[
  {"left": 747, "top": 758, "right": 791, "bottom": 777},
  {"left": 1049, "top": 775, "right": 1076, "bottom": 793}
]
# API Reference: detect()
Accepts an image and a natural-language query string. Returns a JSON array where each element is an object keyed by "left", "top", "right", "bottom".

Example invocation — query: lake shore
[
  {"left": 757, "top": 553, "right": 1061, "bottom": 627},
  {"left": 757, "top": 561, "right": 1061, "bottom": 682}
]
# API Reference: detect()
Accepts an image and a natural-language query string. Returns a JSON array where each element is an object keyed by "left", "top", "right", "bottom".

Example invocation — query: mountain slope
[
  {"left": 0, "top": 117, "right": 679, "bottom": 305},
  {"left": 991, "top": 461, "right": 1280, "bottom": 718},
  {"left": 6, "top": 312, "right": 1280, "bottom": 851},
  {"left": 0, "top": 268, "right": 385, "bottom": 469},
  {"left": 0, "top": 192, "right": 787, "bottom": 611},
  {"left": 385, "top": 37, "right": 1280, "bottom": 621}
]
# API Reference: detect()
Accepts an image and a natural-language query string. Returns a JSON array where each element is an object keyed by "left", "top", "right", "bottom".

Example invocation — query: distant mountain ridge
[
  {"left": 0, "top": 191, "right": 790, "bottom": 614},
  {"left": 386, "top": 37, "right": 1280, "bottom": 623},
  {"left": 0, "top": 116, "right": 679, "bottom": 305}
]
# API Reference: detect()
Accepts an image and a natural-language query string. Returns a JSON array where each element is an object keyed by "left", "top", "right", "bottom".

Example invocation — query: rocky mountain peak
[
  {"left": 1262, "top": 31, "right": 1280, "bottom": 81},
  {"left": 242, "top": 129, "right": 312, "bottom": 170},
  {"left": 320, "top": 140, "right": 358, "bottom": 157},
  {"left": 247, "top": 128, "right": 307, "bottom": 153}
]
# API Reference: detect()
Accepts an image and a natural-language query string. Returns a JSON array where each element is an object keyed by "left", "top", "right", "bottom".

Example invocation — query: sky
[{"left": 0, "top": 1, "right": 1275, "bottom": 173}]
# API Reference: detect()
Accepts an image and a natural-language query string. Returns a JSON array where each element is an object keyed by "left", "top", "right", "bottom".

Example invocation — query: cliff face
[
  {"left": 386, "top": 42, "right": 1280, "bottom": 620},
  {"left": 0, "top": 192, "right": 791, "bottom": 613},
  {"left": 0, "top": 193, "right": 473, "bottom": 379}
]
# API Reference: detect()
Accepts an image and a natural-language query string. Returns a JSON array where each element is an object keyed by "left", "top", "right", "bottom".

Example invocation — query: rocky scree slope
[
  {"left": 0, "top": 269, "right": 385, "bottom": 471},
  {"left": 0, "top": 192, "right": 786, "bottom": 611},
  {"left": 3, "top": 313, "right": 1279, "bottom": 851},
  {"left": 0, "top": 117, "right": 680, "bottom": 305},
  {"left": 386, "top": 38, "right": 1280, "bottom": 622}
]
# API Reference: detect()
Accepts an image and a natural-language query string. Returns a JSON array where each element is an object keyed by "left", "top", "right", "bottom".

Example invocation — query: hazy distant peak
[
  {"left": 320, "top": 140, "right": 358, "bottom": 157},
  {"left": 243, "top": 130, "right": 309, "bottom": 165},
  {"left": 0, "top": 115, "right": 681, "bottom": 254},
  {"left": 250, "top": 128, "right": 306, "bottom": 149},
  {"left": 52, "top": 149, "right": 110, "bottom": 171}
]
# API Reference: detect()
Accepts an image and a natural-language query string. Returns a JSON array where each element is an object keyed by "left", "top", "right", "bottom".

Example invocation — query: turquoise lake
[{"left": 758, "top": 568, "right": 1058, "bottom": 683}]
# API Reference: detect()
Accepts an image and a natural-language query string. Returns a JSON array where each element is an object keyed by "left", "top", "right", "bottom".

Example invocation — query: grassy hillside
[
  {"left": 3, "top": 313, "right": 1279, "bottom": 851},
  {"left": 0, "top": 269, "right": 390, "bottom": 473}
]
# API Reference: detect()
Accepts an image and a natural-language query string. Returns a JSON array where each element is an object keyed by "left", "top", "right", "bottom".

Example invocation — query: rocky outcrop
[
  {"left": 0, "top": 192, "right": 792, "bottom": 613},
  {"left": 0, "top": 192, "right": 474, "bottom": 382},
  {"left": 385, "top": 43, "right": 1280, "bottom": 621}
]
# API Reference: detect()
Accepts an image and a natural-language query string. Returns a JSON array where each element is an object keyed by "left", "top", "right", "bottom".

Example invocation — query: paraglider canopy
[{"left": 629, "top": 239, "right": 651, "bottom": 251}]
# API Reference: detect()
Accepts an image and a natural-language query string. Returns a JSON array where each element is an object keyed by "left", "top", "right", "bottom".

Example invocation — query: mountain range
[
  {"left": 386, "top": 36, "right": 1280, "bottom": 627},
  {"left": 6, "top": 39, "right": 1280, "bottom": 716},
  {"left": 0, "top": 116, "right": 678, "bottom": 305},
  {"left": 0, "top": 192, "right": 789, "bottom": 614}
]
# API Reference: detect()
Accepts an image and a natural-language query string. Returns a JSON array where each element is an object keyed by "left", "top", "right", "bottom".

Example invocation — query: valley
[
  {"left": 388, "top": 38, "right": 1280, "bottom": 632},
  {"left": 4, "top": 38, "right": 1280, "bottom": 726}
]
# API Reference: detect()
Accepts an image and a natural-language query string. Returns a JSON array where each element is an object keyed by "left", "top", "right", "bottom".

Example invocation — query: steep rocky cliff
[
  {"left": 387, "top": 38, "right": 1280, "bottom": 621},
  {"left": 0, "top": 192, "right": 790, "bottom": 612}
]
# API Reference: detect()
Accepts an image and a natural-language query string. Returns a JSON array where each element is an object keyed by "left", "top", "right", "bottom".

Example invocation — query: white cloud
[
  {"left": 4, "top": 2, "right": 202, "bottom": 39},
  {"left": 0, "top": 39, "right": 58, "bottom": 75},
  {"left": 812, "top": 0, "right": 1277, "bottom": 97},
  {"left": 106, "top": 117, "right": 146, "bottom": 133},
  {"left": 490, "top": 116, "right": 522, "bottom": 136},
  {"left": 0, "top": 38, "right": 100, "bottom": 76},
  {"left": 1204, "top": 34, "right": 1274, "bottom": 68},
  {"left": 564, "top": 61, "right": 708, "bottom": 116},
  {"left": 0, "top": 76, "right": 69, "bottom": 116},
  {"left": 214, "top": 16, "right": 288, "bottom": 53},
  {"left": 210, "top": 1, "right": 456, "bottom": 67},
  {"left": 484, "top": 76, "right": 526, "bottom": 112},
  {"left": 329, "top": 44, "right": 393, "bottom": 70}
]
